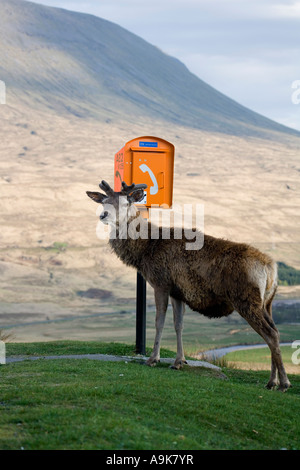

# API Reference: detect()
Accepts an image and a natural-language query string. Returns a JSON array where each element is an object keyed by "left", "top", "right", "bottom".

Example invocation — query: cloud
[{"left": 273, "top": 1, "right": 300, "bottom": 18}]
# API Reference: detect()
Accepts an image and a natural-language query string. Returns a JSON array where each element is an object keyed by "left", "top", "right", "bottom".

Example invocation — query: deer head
[{"left": 86, "top": 180, "right": 147, "bottom": 228}]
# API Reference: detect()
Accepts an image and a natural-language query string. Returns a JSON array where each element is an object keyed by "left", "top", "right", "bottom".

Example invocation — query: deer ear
[
  {"left": 86, "top": 191, "right": 107, "bottom": 204},
  {"left": 128, "top": 189, "right": 145, "bottom": 204}
]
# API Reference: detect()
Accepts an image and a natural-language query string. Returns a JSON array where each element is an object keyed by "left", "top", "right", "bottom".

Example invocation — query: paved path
[{"left": 4, "top": 353, "right": 221, "bottom": 370}]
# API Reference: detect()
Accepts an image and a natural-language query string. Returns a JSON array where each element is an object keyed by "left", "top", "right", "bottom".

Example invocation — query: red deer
[{"left": 86, "top": 180, "right": 291, "bottom": 391}]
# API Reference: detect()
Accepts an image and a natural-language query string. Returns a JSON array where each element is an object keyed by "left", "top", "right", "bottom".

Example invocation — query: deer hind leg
[
  {"left": 264, "top": 292, "right": 279, "bottom": 388},
  {"left": 170, "top": 297, "right": 187, "bottom": 369},
  {"left": 146, "top": 287, "right": 169, "bottom": 367},
  {"left": 238, "top": 302, "right": 291, "bottom": 391}
]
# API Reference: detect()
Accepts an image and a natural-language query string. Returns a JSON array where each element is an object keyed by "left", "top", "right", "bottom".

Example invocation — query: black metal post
[{"left": 136, "top": 271, "right": 146, "bottom": 355}]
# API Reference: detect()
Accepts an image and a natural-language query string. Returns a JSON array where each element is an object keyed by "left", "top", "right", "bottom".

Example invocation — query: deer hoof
[
  {"left": 277, "top": 381, "right": 292, "bottom": 392},
  {"left": 265, "top": 379, "right": 278, "bottom": 390},
  {"left": 146, "top": 357, "right": 160, "bottom": 367},
  {"left": 170, "top": 359, "right": 188, "bottom": 370}
]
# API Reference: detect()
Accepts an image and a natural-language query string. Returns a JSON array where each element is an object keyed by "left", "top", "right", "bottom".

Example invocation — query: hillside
[
  {"left": 0, "top": 0, "right": 299, "bottom": 341},
  {"left": 0, "top": 0, "right": 299, "bottom": 139}
]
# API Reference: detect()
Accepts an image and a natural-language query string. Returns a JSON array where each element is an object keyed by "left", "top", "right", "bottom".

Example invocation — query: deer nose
[{"left": 100, "top": 211, "right": 108, "bottom": 220}]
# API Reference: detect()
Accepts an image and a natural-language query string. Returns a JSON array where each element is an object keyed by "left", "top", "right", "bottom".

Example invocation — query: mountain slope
[
  {"left": 0, "top": 0, "right": 299, "bottom": 138},
  {"left": 0, "top": 0, "right": 300, "bottom": 337}
]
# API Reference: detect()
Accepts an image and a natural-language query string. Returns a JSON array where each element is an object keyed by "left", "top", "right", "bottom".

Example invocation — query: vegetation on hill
[
  {"left": 278, "top": 262, "right": 300, "bottom": 286},
  {"left": 273, "top": 303, "right": 300, "bottom": 324}
]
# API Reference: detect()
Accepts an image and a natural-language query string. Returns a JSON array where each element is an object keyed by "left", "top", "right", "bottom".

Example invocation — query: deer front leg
[
  {"left": 170, "top": 297, "right": 187, "bottom": 369},
  {"left": 146, "top": 287, "right": 169, "bottom": 367}
]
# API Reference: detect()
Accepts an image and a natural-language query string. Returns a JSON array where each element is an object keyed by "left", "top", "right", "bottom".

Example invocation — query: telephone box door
[{"left": 132, "top": 152, "right": 167, "bottom": 206}]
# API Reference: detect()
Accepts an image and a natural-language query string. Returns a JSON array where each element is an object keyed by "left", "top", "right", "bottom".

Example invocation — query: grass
[
  {"left": 157, "top": 312, "right": 300, "bottom": 354},
  {"left": 0, "top": 329, "right": 14, "bottom": 342},
  {"left": 0, "top": 341, "right": 300, "bottom": 450},
  {"left": 224, "top": 346, "right": 299, "bottom": 373},
  {"left": 225, "top": 346, "right": 293, "bottom": 364},
  {"left": 7, "top": 307, "right": 299, "bottom": 353},
  {"left": 5, "top": 341, "right": 176, "bottom": 358}
]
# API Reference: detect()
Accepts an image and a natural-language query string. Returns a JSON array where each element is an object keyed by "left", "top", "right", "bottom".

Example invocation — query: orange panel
[
  {"left": 114, "top": 136, "right": 174, "bottom": 208},
  {"left": 114, "top": 147, "right": 124, "bottom": 192}
]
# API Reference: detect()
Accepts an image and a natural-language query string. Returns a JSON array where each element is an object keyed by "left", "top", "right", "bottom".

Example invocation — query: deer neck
[{"left": 109, "top": 210, "right": 149, "bottom": 269}]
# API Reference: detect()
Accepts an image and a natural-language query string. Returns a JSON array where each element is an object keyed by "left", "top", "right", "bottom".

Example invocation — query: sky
[{"left": 27, "top": 0, "right": 300, "bottom": 131}]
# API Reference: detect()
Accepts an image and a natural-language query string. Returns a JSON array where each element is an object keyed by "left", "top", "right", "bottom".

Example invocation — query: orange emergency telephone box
[{"left": 114, "top": 136, "right": 174, "bottom": 208}]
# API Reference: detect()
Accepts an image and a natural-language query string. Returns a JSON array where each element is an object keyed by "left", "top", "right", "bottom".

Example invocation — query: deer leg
[
  {"left": 264, "top": 328, "right": 291, "bottom": 392},
  {"left": 238, "top": 304, "right": 291, "bottom": 391},
  {"left": 268, "top": 357, "right": 278, "bottom": 389},
  {"left": 264, "top": 294, "right": 278, "bottom": 388},
  {"left": 146, "top": 288, "right": 169, "bottom": 367},
  {"left": 170, "top": 297, "right": 187, "bottom": 369}
]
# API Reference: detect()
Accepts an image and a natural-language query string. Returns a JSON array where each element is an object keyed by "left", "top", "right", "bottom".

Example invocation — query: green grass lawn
[{"left": 0, "top": 341, "right": 300, "bottom": 450}]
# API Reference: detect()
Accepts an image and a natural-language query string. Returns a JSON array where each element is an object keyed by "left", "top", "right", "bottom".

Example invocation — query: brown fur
[
  {"left": 87, "top": 182, "right": 291, "bottom": 391},
  {"left": 110, "top": 228, "right": 275, "bottom": 319}
]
